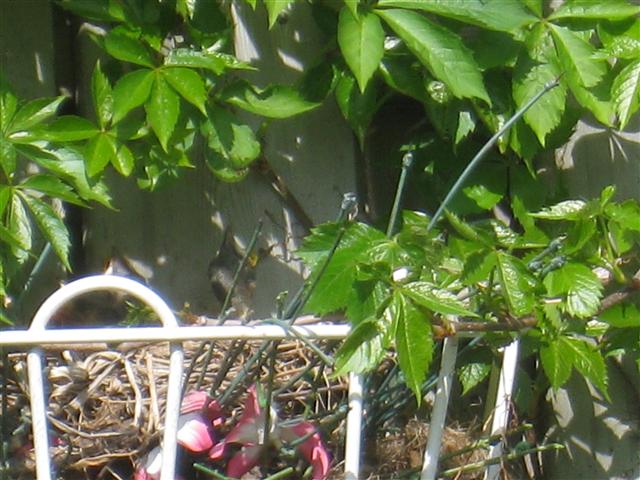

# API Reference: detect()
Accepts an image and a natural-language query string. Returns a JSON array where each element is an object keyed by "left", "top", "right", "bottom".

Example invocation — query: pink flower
[
  {"left": 135, "top": 391, "right": 223, "bottom": 478},
  {"left": 210, "top": 385, "right": 331, "bottom": 479}
]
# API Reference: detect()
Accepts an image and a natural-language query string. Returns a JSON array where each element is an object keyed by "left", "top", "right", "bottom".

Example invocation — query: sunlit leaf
[
  {"left": 8, "top": 194, "right": 32, "bottom": 263},
  {"left": 335, "top": 72, "right": 377, "bottom": 147},
  {"left": 202, "top": 106, "right": 260, "bottom": 169},
  {"left": 112, "top": 143, "right": 135, "bottom": 176},
  {"left": 612, "top": 59, "right": 640, "bottom": 130},
  {"left": 104, "top": 30, "right": 156, "bottom": 67},
  {"left": 221, "top": 82, "right": 320, "bottom": 119},
  {"left": 92, "top": 60, "right": 113, "bottom": 128},
  {"left": 544, "top": 262, "right": 602, "bottom": 318},
  {"left": 541, "top": 338, "right": 573, "bottom": 389},
  {"left": 550, "top": 25, "right": 606, "bottom": 90},
  {"left": 20, "top": 174, "right": 85, "bottom": 206},
  {"left": 393, "top": 292, "right": 434, "bottom": 402},
  {"left": 531, "top": 200, "right": 586, "bottom": 220},
  {"left": 600, "top": 303, "right": 640, "bottom": 328},
  {"left": 377, "top": 9, "right": 490, "bottom": 104},
  {"left": 513, "top": 54, "right": 566, "bottom": 146},
  {"left": 40, "top": 116, "right": 99, "bottom": 142},
  {"left": 459, "top": 360, "right": 491, "bottom": 395},
  {"left": 145, "top": 74, "right": 180, "bottom": 151},
  {"left": 20, "top": 193, "right": 71, "bottom": 269},
  {"left": 85, "top": 132, "right": 116, "bottom": 177},
  {"left": 549, "top": 0, "right": 640, "bottom": 21},
  {"left": 165, "top": 49, "right": 253, "bottom": 75},
  {"left": 264, "top": 0, "right": 292, "bottom": 28},
  {"left": 496, "top": 252, "right": 535, "bottom": 316},
  {"left": 403, "top": 281, "right": 478, "bottom": 317},
  {"left": 8, "top": 96, "right": 65, "bottom": 133},
  {"left": 0, "top": 79, "right": 18, "bottom": 132},
  {"left": 562, "top": 336, "right": 608, "bottom": 400},
  {"left": 379, "top": 56, "right": 426, "bottom": 102},
  {"left": 163, "top": 67, "right": 208, "bottom": 115},
  {"left": 335, "top": 319, "right": 385, "bottom": 375},
  {"left": 338, "top": 8, "right": 384, "bottom": 93},
  {"left": 112, "top": 69, "right": 154, "bottom": 123}
]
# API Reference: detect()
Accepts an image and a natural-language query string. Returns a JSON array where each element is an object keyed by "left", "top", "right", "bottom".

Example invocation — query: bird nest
[{"left": 2, "top": 336, "right": 348, "bottom": 479}]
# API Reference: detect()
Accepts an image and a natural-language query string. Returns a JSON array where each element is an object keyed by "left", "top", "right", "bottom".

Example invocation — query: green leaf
[
  {"left": 204, "top": 153, "right": 249, "bottom": 183},
  {"left": 463, "top": 250, "right": 497, "bottom": 285},
  {"left": 544, "top": 263, "right": 603, "bottom": 318},
  {"left": 8, "top": 194, "right": 32, "bottom": 263},
  {"left": 84, "top": 132, "right": 116, "bottom": 177},
  {"left": 531, "top": 199, "right": 586, "bottom": 220},
  {"left": 112, "top": 69, "right": 154, "bottom": 124},
  {"left": 377, "top": 0, "right": 536, "bottom": 34},
  {"left": 463, "top": 183, "right": 502, "bottom": 210},
  {"left": 19, "top": 174, "right": 84, "bottom": 206},
  {"left": 496, "top": 252, "right": 535, "bottom": 316},
  {"left": 112, "top": 143, "right": 135, "bottom": 176},
  {"left": 104, "top": 30, "right": 156, "bottom": 68},
  {"left": 344, "top": 0, "right": 359, "bottom": 18},
  {"left": 377, "top": 9, "right": 490, "bottom": 104},
  {"left": 455, "top": 110, "right": 476, "bottom": 146},
  {"left": 8, "top": 96, "right": 66, "bottom": 133},
  {"left": 513, "top": 54, "right": 566, "bottom": 146},
  {"left": 550, "top": 25, "right": 606, "bottom": 90},
  {"left": 338, "top": 8, "right": 384, "bottom": 93},
  {"left": 444, "top": 211, "right": 481, "bottom": 243},
  {"left": 20, "top": 146, "right": 112, "bottom": 206},
  {"left": 335, "top": 72, "right": 377, "bottom": 147},
  {"left": 562, "top": 336, "right": 608, "bottom": 400},
  {"left": 145, "top": 74, "right": 180, "bottom": 151},
  {"left": 0, "top": 139, "right": 16, "bottom": 179},
  {"left": 549, "top": 0, "right": 640, "bottom": 21},
  {"left": 202, "top": 106, "right": 260, "bottom": 169},
  {"left": 40, "top": 116, "right": 99, "bottom": 142},
  {"left": 264, "top": 0, "right": 292, "bottom": 28},
  {"left": 165, "top": 49, "right": 253, "bottom": 75},
  {"left": 0, "top": 80, "right": 18, "bottom": 132},
  {"left": 403, "top": 281, "right": 478, "bottom": 317},
  {"left": 595, "top": 36, "right": 640, "bottom": 60},
  {"left": 393, "top": 292, "right": 434, "bottom": 402},
  {"left": 300, "top": 222, "right": 386, "bottom": 314},
  {"left": 221, "top": 82, "right": 320, "bottom": 119},
  {"left": 334, "top": 319, "right": 385, "bottom": 375},
  {"left": 541, "top": 338, "right": 573, "bottom": 389},
  {"left": 379, "top": 56, "right": 427, "bottom": 102},
  {"left": 459, "top": 361, "right": 491, "bottom": 395},
  {"left": 163, "top": 67, "right": 208, "bottom": 115},
  {"left": 600, "top": 303, "right": 640, "bottom": 328},
  {"left": 612, "top": 59, "right": 640, "bottom": 130},
  {"left": 20, "top": 193, "right": 71, "bottom": 270},
  {"left": 92, "top": 60, "right": 113, "bottom": 128}
]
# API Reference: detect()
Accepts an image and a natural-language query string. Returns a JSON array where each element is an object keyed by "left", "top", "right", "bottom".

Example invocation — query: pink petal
[
  {"left": 284, "top": 422, "right": 331, "bottom": 480},
  {"left": 244, "top": 385, "right": 260, "bottom": 419},
  {"left": 208, "top": 440, "right": 228, "bottom": 460},
  {"left": 181, "top": 390, "right": 209, "bottom": 414},
  {"left": 137, "top": 446, "right": 162, "bottom": 480},
  {"left": 227, "top": 445, "right": 262, "bottom": 478},
  {"left": 177, "top": 412, "right": 214, "bottom": 452}
]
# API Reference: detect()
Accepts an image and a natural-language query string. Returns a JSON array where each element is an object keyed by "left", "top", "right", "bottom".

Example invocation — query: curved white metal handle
[{"left": 26, "top": 275, "right": 184, "bottom": 480}]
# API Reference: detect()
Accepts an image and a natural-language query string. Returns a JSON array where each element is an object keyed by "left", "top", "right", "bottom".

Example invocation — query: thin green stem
[
  {"left": 428, "top": 78, "right": 560, "bottom": 232},
  {"left": 193, "top": 463, "right": 232, "bottom": 479},
  {"left": 386, "top": 152, "right": 415, "bottom": 238},
  {"left": 264, "top": 467, "right": 295, "bottom": 480}
]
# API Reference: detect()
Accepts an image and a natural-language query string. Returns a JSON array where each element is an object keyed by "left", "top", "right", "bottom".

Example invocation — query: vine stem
[
  {"left": 427, "top": 78, "right": 561, "bottom": 232},
  {"left": 386, "top": 152, "right": 415, "bottom": 238}
]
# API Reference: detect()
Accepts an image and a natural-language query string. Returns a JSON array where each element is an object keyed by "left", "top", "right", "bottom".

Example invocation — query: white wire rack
[{"left": 1, "top": 275, "right": 519, "bottom": 479}]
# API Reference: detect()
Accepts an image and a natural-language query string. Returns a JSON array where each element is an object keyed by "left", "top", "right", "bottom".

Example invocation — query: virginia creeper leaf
[
  {"left": 335, "top": 72, "right": 377, "bottom": 147},
  {"left": 459, "top": 361, "right": 491, "bottom": 395},
  {"left": 41, "top": 116, "right": 99, "bottom": 142},
  {"left": 544, "top": 263, "right": 603, "bottom": 318},
  {"left": 338, "top": 8, "right": 384, "bottom": 93},
  {"left": 376, "top": 9, "right": 490, "bottom": 104},
  {"left": 221, "top": 82, "right": 320, "bottom": 119},
  {"left": 392, "top": 292, "right": 434, "bottom": 402},
  {"left": 334, "top": 319, "right": 385, "bottom": 375},
  {"left": 84, "top": 132, "right": 116, "bottom": 177},
  {"left": 531, "top": 200, "right": 586, "bottom": 220},
  {"left": 145, "top": 74, "right": 180, "bottom": 151},
  {"left": 550, "top": 25, "right": 606, "bottom": 90},
  {"left": 541, "top": 338, "right": 573, "bottom": 389},
  {"left": 562, "top": 336, "right": 608, "bottom": 400},
  {"left": 202, "top": 106, "right": 260, "bottom": 168},
  {"left": 612, "top": 59, "right": 640, "bottom": 130},
  {"left": 600, "top": 303, "right": 640, "bottom": 328},
  {"left": 8, "top": 194, "right": 32, "bottom": 263},
  {"left": 8, "top": 96, "right": 65, "bottom": 133},
  {"left": 112, "top": 69, "right": 154, "bottom": 124},
  {"left": 104, "top": 30, "right": 155, "bottom": 68},
  {"left": 377, "top": 0, "right": 536, "bottom": 34},
  {"left": 20, "top": 174, "right": 84, "bottom": 206},
  {"left": 379, "top": 56, "right": 426, "bottom": 102},
  {"left": 264, "top": 0, "right": 292, "bottom": 28},
  {"left": 112, "top": 143, "right": 135, "bottom": 176},
  {"left": 20, "top": 193, "right": 71, "bottom": 270},
  {"left": 92, "top": 60, "right": 113, "bottom": 128},
  {"left": 163, "top": 67, "right": 208, "bottom": 115},
  {"left": 165, "top": 49, "right": 252, "bottom": 75},
  {"left": 549, "top": 0, "right": 640, "bottom": 21},
  {"left": 496, "top": 252, "right": 534, "bottom": 316}
]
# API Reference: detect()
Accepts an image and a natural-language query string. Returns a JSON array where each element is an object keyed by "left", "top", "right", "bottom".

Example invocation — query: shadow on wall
[
  {"left": 543, "top": 358, "right": 640, "bottom": 479},
  {"left": 556, "top": 115, "right": 640, "bottom": 200}
]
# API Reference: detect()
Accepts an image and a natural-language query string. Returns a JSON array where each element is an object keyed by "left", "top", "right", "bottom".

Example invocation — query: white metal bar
[
  {"left": 25, "top": 275, "right": 184, "bottom": 480},
  {"left": 421, "top": 336, "right": 459, "bottom": 480},
  {"left": 345, "top": 372, "right": 364, "bottom": 480},
  {"left": 484, "top": 340, "right": 520, "bottom": 480},
  {"left": 1, "top": 324, "right": 352, "bottom": 347}
]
